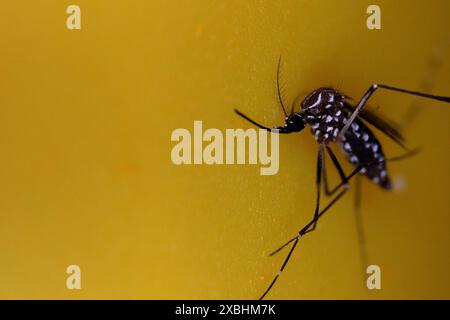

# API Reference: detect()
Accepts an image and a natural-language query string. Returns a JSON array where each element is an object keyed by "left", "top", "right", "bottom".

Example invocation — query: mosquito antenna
[
  {"left": 289, "top": 95, "right": 298, "bottom": 116},
  {"left": 290, "top": 101, "right": 296, "bottom": 116},
  {"left": 277, "top": 56, "right": 288, "bottom": 117}
]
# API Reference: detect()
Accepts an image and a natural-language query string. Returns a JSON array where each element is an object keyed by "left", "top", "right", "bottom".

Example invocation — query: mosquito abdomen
[{"left": 340, "top": 118, "right": 391, "bottom": 189}]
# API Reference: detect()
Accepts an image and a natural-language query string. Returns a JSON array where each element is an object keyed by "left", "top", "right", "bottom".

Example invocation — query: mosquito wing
[{"left": 344, "top": 102, "right": 407, "bottom": 150}]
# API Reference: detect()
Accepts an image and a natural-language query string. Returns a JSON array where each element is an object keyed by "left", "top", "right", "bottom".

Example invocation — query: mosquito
[{"left": 234, "top": 57, "right": 450, "bottom": 300}]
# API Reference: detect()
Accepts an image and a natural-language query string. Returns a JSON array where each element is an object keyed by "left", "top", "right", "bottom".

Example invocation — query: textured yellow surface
[{"left": 0, "top": 1, "right": 449, "bottom": 299}]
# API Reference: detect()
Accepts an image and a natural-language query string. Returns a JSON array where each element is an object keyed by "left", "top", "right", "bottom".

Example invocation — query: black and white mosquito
[{"left": 234, "top": 57, "right": 450, "bottom": 300}]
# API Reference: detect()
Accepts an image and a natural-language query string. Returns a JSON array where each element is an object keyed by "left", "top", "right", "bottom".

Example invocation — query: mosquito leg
[
  {"left": 354, "top": 174, "right": 369, "bottom": 280},
  {"left": 338, "top": 84, "right": 450, "bottom": 140},
  {"left": 307, "top": 146, "right": 349, "bottom": 234},
  {"left": 323, "top": 146, "right": 349, "bottom": 196},
  {"left": 269, "top": 153, "right": 351, "bottom": 256},
  {"left": 306, "top": 145, "right": 345, "bottom": 233},
  {"left": 324, "top": 147, "right": 368, "bottom": 274},
  {"left": 260, "top": 149, "right": 418, "bottom": 299},
  {"left": 260, "top": 187, "right": 348, "bottom": 300},
  {"left": 320, "top": 147, "right": 418, "bottom": 200},
  {"left": 305, "top": 144, "right": 324, "bottom": 233}
]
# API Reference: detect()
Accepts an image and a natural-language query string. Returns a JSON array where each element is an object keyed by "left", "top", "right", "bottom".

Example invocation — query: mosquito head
[
  {"left": 234, "top": 109, "right": 305, "bottom": 134},
  {"left": 275, "top": 113, "right": 306, "bottom": 133}
]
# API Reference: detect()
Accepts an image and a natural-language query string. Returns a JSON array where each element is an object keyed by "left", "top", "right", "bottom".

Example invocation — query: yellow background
[{"left": 0, "top": 0, "right": 449, "bottom": 299}]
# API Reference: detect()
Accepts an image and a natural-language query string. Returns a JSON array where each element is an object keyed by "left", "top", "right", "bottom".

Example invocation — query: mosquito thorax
[
  {"left": 301, "top": 87, "right": 345, "bottom": 113},
  {"left": 299, "top": 87, "right": 348, "bottom": 143}
]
